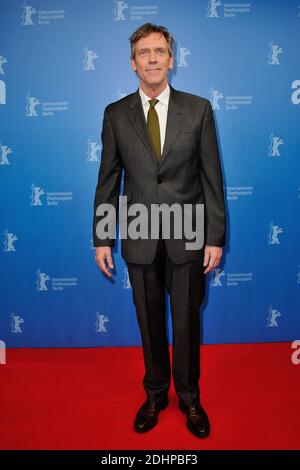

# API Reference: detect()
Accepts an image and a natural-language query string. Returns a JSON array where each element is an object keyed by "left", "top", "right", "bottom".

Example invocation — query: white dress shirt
[{"left": 139, "top": 83, "right": 170, "bottom": 153}]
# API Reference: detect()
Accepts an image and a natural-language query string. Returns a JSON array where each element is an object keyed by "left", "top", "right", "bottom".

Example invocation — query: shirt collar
[{"left": 139, "top": 82, "right": 170, "bottom": 107}]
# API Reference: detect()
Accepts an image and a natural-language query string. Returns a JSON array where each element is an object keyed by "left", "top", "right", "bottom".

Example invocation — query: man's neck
[{"left": 140, "top": 80, "right": 168, "bottom": 99}]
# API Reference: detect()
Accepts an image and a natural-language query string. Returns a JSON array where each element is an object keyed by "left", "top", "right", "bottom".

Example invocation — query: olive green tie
[{"left": 147, "top": 99, "right": 161, "bottom": 161}]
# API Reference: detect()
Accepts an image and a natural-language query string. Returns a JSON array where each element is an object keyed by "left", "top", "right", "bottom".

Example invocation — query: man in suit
[{"left": 93, "top": 23, "right": 226, "bottom": 439}]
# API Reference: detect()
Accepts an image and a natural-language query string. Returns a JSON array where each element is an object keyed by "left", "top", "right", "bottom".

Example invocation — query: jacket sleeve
[
  {"left": 198, "top": 100, "right": 226, "bottom": 247},
  {"left": 93, "top": 106, "right": 123, "bottom": 247}
]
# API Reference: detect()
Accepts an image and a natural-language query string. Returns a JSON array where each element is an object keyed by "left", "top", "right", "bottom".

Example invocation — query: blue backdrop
[{"left": 1, "top": 0, "right": 299, "bottom": 347}]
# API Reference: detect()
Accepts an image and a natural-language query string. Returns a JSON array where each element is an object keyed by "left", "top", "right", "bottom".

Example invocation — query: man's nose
[{"left": 148, "top": 51, "right": 157, "bottom": 62}]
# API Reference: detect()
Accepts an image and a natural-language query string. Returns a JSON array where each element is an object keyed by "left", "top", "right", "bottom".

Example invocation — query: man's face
[{"left": 130, "top": 32, "right": 174, "bottom": 88}]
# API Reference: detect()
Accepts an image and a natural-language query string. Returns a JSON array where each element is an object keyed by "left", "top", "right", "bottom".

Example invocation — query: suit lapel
[{"left": 127, "top": 84, "right": 186, "bottom": 167}]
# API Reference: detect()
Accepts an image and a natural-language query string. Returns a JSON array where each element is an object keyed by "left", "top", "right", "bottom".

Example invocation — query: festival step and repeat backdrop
[{"left": 1, "top": 0, "right": 299, "bottom": 347}]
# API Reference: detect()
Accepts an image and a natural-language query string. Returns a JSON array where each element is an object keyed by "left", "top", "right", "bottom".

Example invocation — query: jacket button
[{"left": 157, "top": 177, "right": 162, "bottom": 184}]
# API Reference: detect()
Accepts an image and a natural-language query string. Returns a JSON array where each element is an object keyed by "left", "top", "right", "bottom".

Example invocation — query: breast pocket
[{"left": 177, "top": 131, "right": 197, "bottom": 141}]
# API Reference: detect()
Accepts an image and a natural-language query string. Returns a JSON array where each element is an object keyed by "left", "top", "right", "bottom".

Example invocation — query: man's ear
[
  {"left": 169, "top": 56, "right": 174, "bottom": 71},
  {"left": 130, "top": 58, "right": 136, "bottom": 72}
]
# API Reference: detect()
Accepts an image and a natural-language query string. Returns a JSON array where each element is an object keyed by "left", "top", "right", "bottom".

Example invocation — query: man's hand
[
  {"left": 203, "top": 245, "right": 223, "bottom": 275},
  {"left": 95, "top": 247, "right": 114, "bottom": 278}
]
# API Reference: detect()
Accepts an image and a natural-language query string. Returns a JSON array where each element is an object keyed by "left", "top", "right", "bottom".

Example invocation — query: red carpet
[{"left": 1, "top": 343, "right": 299, "bottom": 450}]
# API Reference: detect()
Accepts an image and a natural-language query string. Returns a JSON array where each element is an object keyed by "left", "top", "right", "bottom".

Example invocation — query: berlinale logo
[
  {"left": 113, "top": 1, "right": 128, "bottom": 21},
  {"left": 21, "top": 3, "right": 36, "bottom": 26}
]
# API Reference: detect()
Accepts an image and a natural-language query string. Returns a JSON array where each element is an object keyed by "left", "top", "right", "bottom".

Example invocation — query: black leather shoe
[
  {"left": 178, "top": 399, "right": 210, "bottom": 438},
  {"left": 134, "top": 398, "right": 169, "bottom": 433}
]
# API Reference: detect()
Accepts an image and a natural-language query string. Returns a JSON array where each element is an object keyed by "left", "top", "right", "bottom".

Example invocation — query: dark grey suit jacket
[{"left": 93, "top": 84, "right": 226, "bottom": 264}]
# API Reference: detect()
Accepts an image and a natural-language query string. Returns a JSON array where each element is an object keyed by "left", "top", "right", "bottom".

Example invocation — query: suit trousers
[{"left": 126, "top": 231, "right": 206, "bottom": 408}]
